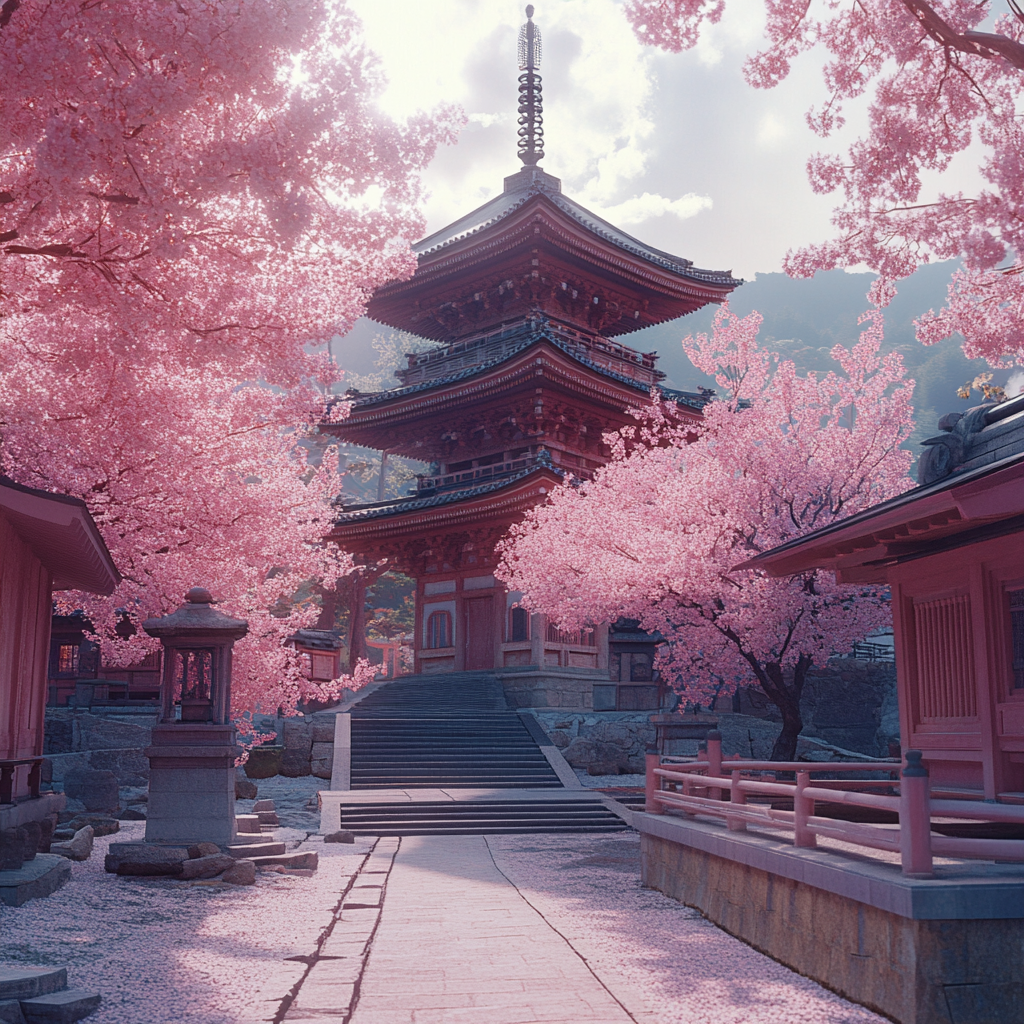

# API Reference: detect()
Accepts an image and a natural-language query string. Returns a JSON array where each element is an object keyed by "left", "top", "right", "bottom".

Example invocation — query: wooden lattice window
[
  {"left": 56, "top": 644, "right": 79, "bottom": 675},
  {"left": 913, "top": 595, "right": 977, "bottom": 719},
  {"left": 508, "top": 607, "right": 529, "bottom": 642},
  {"left": 426, "top": 610, "right": 452, "bottom": 649},
  {"left": 310, "top": 653, "right": 336, "bottom": 681},
  {"left": 1011, "top": 588, "right": 1024, "bottom": 690},
  {"left": 546, "top": 623, "right": 596, "bottom": 647}
]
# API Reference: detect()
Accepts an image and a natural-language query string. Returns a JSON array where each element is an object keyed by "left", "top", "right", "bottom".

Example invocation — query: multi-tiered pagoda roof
[{"left": 323, "top": 6, "right": 741, "bottom": 678}]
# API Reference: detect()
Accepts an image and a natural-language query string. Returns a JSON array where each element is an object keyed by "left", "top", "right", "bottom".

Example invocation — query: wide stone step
[
  {"left": 226, "top": 841, "right": 286, "bottom": 858},
  {"left": 249, "top": 851, "right": 318, "bottom": 870},
  {"left": 21, "top": 988, "right": 102, "bottom": 1024},
  {"left": 352, "top": 780, "right": 564, "bottom": 789},
  {"left": 340, "top": 823, "right": 628, "bottom": 836},
  {"left": 0, "top": 967, "right": 67, "bottom": 1001}
]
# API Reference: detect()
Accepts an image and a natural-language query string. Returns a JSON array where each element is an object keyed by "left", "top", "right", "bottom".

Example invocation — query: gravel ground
[
  {"left": 487, "top": 832, "right": 885, "bottom": 1024},
  {"left": 1, "top": 821, "right": 374, "bottom": 1024}
]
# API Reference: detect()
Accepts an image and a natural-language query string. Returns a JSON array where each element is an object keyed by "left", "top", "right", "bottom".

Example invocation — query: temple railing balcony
[{"left": 415, "top": 456, "right": 536, "bottom": 495}]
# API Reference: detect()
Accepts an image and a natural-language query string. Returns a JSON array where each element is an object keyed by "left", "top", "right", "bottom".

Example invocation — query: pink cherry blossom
[
  {"left": 498, "top": 305, "right": 915, "bottom": 759},
  {"left": 0, "top": 1, "right": 460, "bottom": 719},
  {"left": 626, "top": 0, "right": 1024, "bottom": 366}
]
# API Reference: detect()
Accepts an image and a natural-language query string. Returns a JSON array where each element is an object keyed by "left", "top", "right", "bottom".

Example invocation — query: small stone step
[
  {"left": 250, "top": 851, "right": 318, "bottom": 871},
  {"left": 256, "top": 811, "right": 280, "bottom": 826},
  {"left": 20, "top": 988, "right": 101, "bottom": 1024},
  {"left": 0, "top": 968, "right": 67, "bottom": 1002},
  {"left": 235, "top": 815, "right": 261, "bottom": 834},
  {"left": 226, "top": 841, "right": 286, "bottom": 858}
]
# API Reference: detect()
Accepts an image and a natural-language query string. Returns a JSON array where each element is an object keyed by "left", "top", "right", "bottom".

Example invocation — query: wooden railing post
[
  {"left": 645, "top": 748, "right": 663, "bottom": 814},
  {"left": 794, "top": 770, "right": 816, "bottom": 847},
  {"left": 900, "top": 749, "right": 933, "bottom": 877},
  {"left": 706, "top": 729, "right": 723, "bottom": 799},
  {"left": 727, "top": 769, "right": 746, "bottom": 831}
]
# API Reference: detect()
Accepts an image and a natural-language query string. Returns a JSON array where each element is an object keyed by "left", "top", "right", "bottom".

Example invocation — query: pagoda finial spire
[{"left": 517, "top": 6, "right": 544, "bottom": 166}]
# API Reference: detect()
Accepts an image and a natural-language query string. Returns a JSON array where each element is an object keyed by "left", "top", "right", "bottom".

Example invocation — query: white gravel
[
  {"left": 1, "top": 821, "right": 374, "bottom": 1024},
  {"left": 487, "top": 832, "right": 885, "bottom": 1024}
]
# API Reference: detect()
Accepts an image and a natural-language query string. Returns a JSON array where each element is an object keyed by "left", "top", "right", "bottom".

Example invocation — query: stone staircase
[
  {"left": 327, "top": 671, "right": 629, "bottom": 836},
  {"left": 0, "top": 965, "right": 100, "bottom": 1024},
  {"left": 350, "top": 671, "right": 560, "bottom": 789}
]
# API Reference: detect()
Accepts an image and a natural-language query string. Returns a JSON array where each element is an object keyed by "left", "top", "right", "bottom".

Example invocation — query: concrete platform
[
  {"left": 638, "top": 811, "right": 1024, "bottom": 1023},
  {"left": 0, "top": 856, "right": 72, "bottom": 907}
]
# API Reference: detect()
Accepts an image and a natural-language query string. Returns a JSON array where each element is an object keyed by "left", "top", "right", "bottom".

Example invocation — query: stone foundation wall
[
  {"left": 531, "top": 711, "right": 655, "bottom": 775},
  {"left": 642, "top": 831, "right": 1024, "bottom": 1024},
  {"left": 498, "top": 668, "right": 604, "bottom": 710},
  {"left": 712, "top": 657, "right": 899, "bottom": 759}
]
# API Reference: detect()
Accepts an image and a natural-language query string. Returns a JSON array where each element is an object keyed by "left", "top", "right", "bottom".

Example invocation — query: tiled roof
[
  {"left": 333, "top": 460, "right": 562, "bottom": 526},
  {"left": 414, "top": 173, "right": 740, "bottom": 289},
  {"left": 338, "top": 324, "right": 710, "bottom": 413}
]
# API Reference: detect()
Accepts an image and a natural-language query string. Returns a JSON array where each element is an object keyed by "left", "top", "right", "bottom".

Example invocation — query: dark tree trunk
[
  {"left": 759, "top": 654, "right": 813, "bottom": 761},
  {"left": 347, "top": 578, "right": 367, "bottom": 673}
]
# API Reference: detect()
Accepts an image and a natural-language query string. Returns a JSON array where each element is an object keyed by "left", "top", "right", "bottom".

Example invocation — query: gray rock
[
  {"left": 116, "top": 809, "right": 146, "bottom": 821},
  {"left": 1, "top": 828, "right": 28, "bottom": 870},
  {"left": 187, "top": 842, "right": 221, "bottom": 859},
  {"left": 104, "top": 842, "right": 188, "bottom": 876},
  {"left": 252, "top": 799, "right": 276, "bottom": 812},
  {"left": 0, "top": 966, "right": 67, "bottom": 1001},
  {"left": 50, "top": 827, "right": 93, "bottom": 862},
  {"left": 324, "top": 830, "right": 355, "bottom": 844},
  {"left": 243, "top": 746, "right": 282, "bottom": 779},
  {"left": 283, "top": 719, "right": 312, "bottom": 756},
  {"left": 37, "top": 816, "right": 56, "bottom": 854},
  {"left": 61, "top": 769, "right": 119, "bottom": 813},
  {"left": 0, "top": 999, "right": 26, "bottom": 1024},
  {"left": 311, "top": 719, "right": 335, "bottom": 742},
  {"left": 20, "top": 988, "right": 102, "bottom": 1024},
  {"left": 280, "top": 720, "right": 312, "bottom": 777},
  {"left": 561, "top": 738, "right": 631, "bottom": 774},
  {"left": 310, "top": 742, "right": 333, "bottom": 780},
  {"left": 65, "top": 815, "right": 118, "bottom": 838},
  {"left": 222, "top": 859, "right": 256, "bottom": 885},
  {"left": 234, "top": 777, "right": 258, "bottom": 800},
  {"left": 19, "top": 821, "right": 42, "bottom": 861},
  {"left": 180, "top": 853, "right": 235, "bottom": 880}
]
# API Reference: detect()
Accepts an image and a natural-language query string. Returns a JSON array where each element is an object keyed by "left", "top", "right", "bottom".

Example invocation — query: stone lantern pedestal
[{"left": 142, "top": 588, "right": 248, "bottom": 846}]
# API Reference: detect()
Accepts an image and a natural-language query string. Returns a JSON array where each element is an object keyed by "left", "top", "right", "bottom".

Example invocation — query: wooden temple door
[{"left": 464, "top": 596, "right": 495, "bottom": 670}]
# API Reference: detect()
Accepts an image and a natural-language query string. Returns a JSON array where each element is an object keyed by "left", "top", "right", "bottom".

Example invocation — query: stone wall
[
  {"left": 531, "top": 711, "right": 655, "bottom": 775},
  {"left": 43, "top": 710, "right": 155, "bottom": 787},
  {"left": 715, "top": 657, "right": 899, "bottom": 759},
  {"left": 642, "top": 829, "right": 1024, "bottom": 1024}
]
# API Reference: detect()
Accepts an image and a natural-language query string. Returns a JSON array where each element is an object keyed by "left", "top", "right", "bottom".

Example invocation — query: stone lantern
[{"left": 142, "top": 587, "right": 248, "bottom": 845}]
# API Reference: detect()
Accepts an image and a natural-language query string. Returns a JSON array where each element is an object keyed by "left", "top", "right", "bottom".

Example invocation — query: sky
[{"left": 344, "top": 0, "right": 910, "bottom": 281}]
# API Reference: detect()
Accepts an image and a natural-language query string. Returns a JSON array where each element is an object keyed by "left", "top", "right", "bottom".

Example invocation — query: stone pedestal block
[{"left": 144, "top": 723, "right": 240, "bottom": 846}]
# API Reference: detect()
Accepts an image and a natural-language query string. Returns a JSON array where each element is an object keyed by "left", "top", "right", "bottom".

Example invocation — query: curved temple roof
[{"left": 415, "top": 167, "right": 737, "bottom": 287}]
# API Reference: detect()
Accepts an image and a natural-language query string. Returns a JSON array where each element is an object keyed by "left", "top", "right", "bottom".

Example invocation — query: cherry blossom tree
[
  {"left": 498, "top": 306, "right": 915, "bottom": 759},
  {"left": 0, "top": 1, "right": 459, "bottom": 720},
  {"left": 627, "top": 0, "right": 1024, "bottom": 366}
]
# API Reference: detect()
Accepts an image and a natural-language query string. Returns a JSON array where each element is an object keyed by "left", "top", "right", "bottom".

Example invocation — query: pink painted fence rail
[{"left": 644, "top": 732, "right": 1024, "bottom": 877}]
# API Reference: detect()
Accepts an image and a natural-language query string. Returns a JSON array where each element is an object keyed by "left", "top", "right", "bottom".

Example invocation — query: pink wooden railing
[{"left": 645, "top": 732, "right": 1024, "bottom": 877}]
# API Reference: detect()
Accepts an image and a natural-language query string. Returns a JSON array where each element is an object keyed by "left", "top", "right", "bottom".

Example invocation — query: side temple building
[{"left": 323, "top": 8, "right": 739, "bottom": 708}]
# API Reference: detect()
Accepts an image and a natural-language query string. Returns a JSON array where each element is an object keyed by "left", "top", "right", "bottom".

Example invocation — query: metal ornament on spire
[{"left": 517, "top": 5, "right": 544, "bottom": 166}]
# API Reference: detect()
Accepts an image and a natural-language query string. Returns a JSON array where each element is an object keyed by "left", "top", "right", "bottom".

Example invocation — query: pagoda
[{"left": 324, "top": 7, "right": 740, "bottom": 708}]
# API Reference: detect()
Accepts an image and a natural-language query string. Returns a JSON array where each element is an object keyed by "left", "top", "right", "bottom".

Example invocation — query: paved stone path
[
  {"left": 347, "top": 835, "right": 644, "bottom": 1024},
  {"left": 281, "top": 833, "right": 880, "bottom": 1024}
]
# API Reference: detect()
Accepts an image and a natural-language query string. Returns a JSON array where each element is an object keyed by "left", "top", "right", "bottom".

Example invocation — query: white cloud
[
  {"left": 346, "top": 0, "right": 982, "bottom": 279},
  {"left": 591, "top": 191, "right": 713, "bottom": 226}
]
